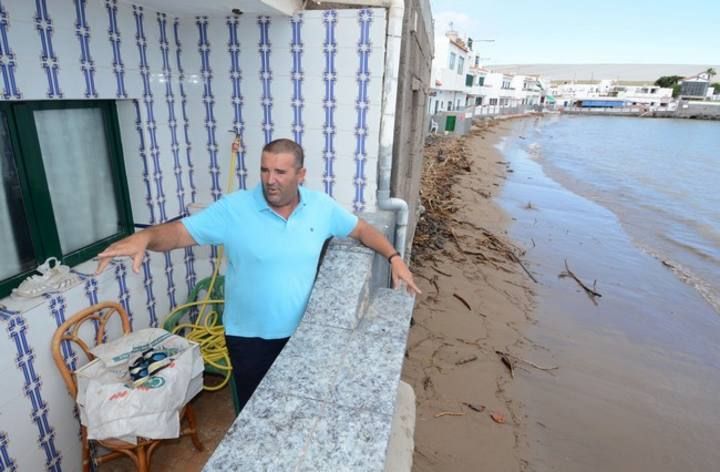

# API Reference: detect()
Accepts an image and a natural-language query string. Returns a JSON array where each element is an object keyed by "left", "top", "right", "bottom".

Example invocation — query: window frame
[
  {"left": 457, "top": 56, "right": 465, "bottom": 75},
  {"left": 0, "top": 100, "right": 133, "bottom": 298}
]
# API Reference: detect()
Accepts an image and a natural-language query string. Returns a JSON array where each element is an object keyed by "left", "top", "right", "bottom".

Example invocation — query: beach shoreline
[
  {"left": 404, "top": 113, "right": 720, "bottom": 472},
  {"left": 496, "top": 116, "right": 720, "bottom": 472},
  {"left": 402, "top": 119, "right": 537, "bottom": 472}
]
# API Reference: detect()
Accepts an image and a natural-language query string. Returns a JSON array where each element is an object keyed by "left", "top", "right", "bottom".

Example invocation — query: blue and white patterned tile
[
  {"left": 368, "top": 8, "right": 387, "bottom": 43},
  {"left": 299, "top": 47, "right": 325, "bottom": 87},
  {"left": 3, "top": 0, "right": 35, "bottom": 23},
  {"left": 112, "top": 1, "right": 137, "bottom": 63},
  {"left": 271, "top": 124, "right": 294, "bottom": 143},
  {"left": 332, "top": 12, "right": 363, "bottom": 53},
  {"left": 22, "top": 316, "right": 67, "bottom": 394},
  {"left": 3, "top": 311, "right": 64, "bottom": 469},
  {"left": 92, "top": 66, "right": 118, "bottom": 97},
  {"left": 331, "top": 160, "right": 361, "bottom": 211},
  {"left": 46, "top": 0, "right": 85, "bottom": 99},
  {"left": 297, "top": 10, "right": 325, "bottom": 43},
  {"left": 235, "top": 125, "right": 263, "bottom": 161},
  {"left": 47, "top": 406, "right": 83, "bottom": 472},
  {"left": 135, "top": 6, "right": 162, "bottom": 73},
  {"left": 0, "top": 365, "right": 24, "bottom": 408},
  {"left": 5, "top": 18, "right": 45, "bottom": 99},
  {"left": 2, "top": 393, "right": 49, "bottom": 471},
  {"left": 84, "top": 0, "right": 113, "bottom": 68},
  {"left": 122, "top": 67, "right": 145, "bottom": 98},
  {"left": 146, "top": 76, "right": 170, "bottom": 126}
]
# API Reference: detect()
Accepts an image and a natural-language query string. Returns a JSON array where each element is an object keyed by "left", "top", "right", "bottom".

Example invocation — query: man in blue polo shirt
[{"left": 97, "top": 138, "right": 419, "bottom": 411}]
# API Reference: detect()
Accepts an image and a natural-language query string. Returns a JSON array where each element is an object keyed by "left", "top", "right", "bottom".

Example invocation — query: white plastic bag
[{"left": 75, "top": 328, "right": 202, "bottom": 442}]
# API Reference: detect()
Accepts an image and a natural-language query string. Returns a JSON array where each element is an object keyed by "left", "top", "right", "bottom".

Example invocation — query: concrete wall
[
  {"left": 675, "top": 100, "right": 720, "bottom": 118},
  {"left": 390, "top": 0, "right": 433, "bottom": 254}
]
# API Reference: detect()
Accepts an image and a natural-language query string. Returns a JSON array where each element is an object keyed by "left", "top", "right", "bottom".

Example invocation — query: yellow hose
[
  {"left": 162, "top": 134, "right": 241, "bottom": 391},
  {"left": 166, "top": 299, "right": 230, "bottom": 391}
]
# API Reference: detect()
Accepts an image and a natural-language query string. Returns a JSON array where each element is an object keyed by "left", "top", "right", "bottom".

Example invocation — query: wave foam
[{"left": 638, "top": 244, "right": 720, "bottom": 316}]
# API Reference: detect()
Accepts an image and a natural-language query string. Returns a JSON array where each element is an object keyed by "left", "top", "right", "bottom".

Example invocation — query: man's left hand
[{"left": 390, "top": 257, "right": 421, "bottom": 295}]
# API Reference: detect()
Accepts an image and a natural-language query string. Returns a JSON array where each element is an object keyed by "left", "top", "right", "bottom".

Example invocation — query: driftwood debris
[
  {"left": 463, "top": 402, "right": 486, "bottom": 413},
  {"left": 431, "top": 265, "right": 452, "bottom": 277},
  {"left": 455, "top": 355, "right": 478, "bottom": 366},
  {"left": 453, "top": 292, "right": 472, "bottom": 311},
  {"left": 559, "top": 259, "right": 602, "bottom": 305},
  {"left": 434, "top": 411, "right": 465, "bottom": 418},
  {"left": 496, "top": 350, "right": 558, "bottom": 373},
  {"left": 507, "top": 251, "right": 538, "bottom": 284},
  {"left": 411, "top": 134, "right": 540, "bottom": 294},
  {"left": 496, "top": 351, "right": 514, "bottom": 378}
]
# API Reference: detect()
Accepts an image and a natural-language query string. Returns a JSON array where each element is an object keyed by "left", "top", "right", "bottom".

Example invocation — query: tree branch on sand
[{"left": 558, "top": 259, "right": 602, "bottom": 305}]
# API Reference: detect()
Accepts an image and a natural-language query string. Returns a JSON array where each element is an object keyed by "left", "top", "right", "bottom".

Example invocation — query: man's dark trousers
[{"left": 226, "top": 335, "right": 290, "bottom": 413}]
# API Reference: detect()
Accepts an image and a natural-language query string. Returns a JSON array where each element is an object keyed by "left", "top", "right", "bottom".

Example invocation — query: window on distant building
[
  {"left": 449, "top": 52, "right": 456, "bottom": 70},
  {"left": 447, "top": 101, "right": 452, "bottom": 110},
  {"left": 489, "top": 98, "right": 498, "bottom": 105},
  {"left": 457, "top": 56, "right": 465, "bottom": 75},
  {"left": 0, "top": 101, "right": 132, "bottom": 298},
  {"left": 465, "top": 74, "right": 474, "bottom": 87},
  {"left": 474, "top": 56, "right": 480, "bottom": 67},
  {"left": 477, "top": 76, "right": 485, "bottom": 86}
]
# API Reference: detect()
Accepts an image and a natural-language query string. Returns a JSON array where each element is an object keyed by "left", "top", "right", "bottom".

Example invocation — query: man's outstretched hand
[
  {"left": 95, "top": 232, "right": 150, "bottom": 275},
  {"left": 390, "top": 257, "right": 421, "bottom": 295}
]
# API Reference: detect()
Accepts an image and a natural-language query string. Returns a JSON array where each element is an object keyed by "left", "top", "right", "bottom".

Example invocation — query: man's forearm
[
  {"left": 349, "top": 218, "right": 420, "bottom": 294},
  {"left": 97, "top": 220, "right": 195, "bottom": 274},
  {"left": 352, "top": 219, "right": 397, "bottom": 259},
  {"left": 144, "top": 221, "right": 195, "bottom": 252}
]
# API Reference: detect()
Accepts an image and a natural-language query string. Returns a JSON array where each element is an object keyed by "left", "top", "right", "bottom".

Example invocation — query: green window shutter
[{"left": 0, "top": 100, "right": 133, "bottom": 298}]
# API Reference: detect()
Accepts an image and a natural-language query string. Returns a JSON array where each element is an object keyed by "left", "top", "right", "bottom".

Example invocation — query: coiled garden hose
[{"left": 165, "top": 299, "right": 230, "bottom": 391}]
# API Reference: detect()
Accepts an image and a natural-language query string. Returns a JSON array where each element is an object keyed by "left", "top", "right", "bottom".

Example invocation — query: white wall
[{"left": 0, "top": 1, "right": 387, "bottom": 470}]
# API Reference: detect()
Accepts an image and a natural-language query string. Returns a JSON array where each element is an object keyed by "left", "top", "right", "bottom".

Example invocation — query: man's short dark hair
[{"left": 262, "top": 138, "right": 304, "bottom": 168}]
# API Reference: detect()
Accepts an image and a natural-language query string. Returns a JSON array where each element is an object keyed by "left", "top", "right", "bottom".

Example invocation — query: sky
[{"left": 430, "top": 0, "right": 720, "bottom": 65}]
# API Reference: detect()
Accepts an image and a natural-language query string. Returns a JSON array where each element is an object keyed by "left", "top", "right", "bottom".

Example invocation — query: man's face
[{"left": 260, "top": 151, "right": 306, "bottom": 209}]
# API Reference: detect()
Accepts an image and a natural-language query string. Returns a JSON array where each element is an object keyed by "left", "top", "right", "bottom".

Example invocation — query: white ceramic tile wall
[{"left": 0, "top": 1, "right": 387, "bottom": 469}]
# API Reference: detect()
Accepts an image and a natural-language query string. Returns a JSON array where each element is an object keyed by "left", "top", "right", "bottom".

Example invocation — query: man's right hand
[
  {"left": 96, "top": 221, "right": 197, "bottom": 275},
  {"left": 96, "top": 231, "right": 150, "bottom": 275}
]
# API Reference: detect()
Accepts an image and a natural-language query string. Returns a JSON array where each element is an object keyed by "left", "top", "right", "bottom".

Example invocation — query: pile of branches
[
  {"left": 412, "top": 126, "right": 536, "bottom": 284},
  {"left": 412, "top": 135, "right": 472, "bottom": 264}
]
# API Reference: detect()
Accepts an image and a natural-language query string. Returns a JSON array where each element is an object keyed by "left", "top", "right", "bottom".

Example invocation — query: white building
[
  {"left": 428, "top": 30, "right": 472, "bottom": 114},
  {"left": 680, "top": 71, "right": 714, "bottom": 100},
  {"left": 428, "top": 29, "right": 543, "bottom": 118},
  {"left": 550, "top": 80, "right": 674, "bottom": 108}
]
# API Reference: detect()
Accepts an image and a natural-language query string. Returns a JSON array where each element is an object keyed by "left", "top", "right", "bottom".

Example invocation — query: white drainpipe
[
  {"left": 375, "top": 0, "right": 408, "bottom": 260},
  {"left": 310, "top": 0, "right": 408, "bottom": 259}
]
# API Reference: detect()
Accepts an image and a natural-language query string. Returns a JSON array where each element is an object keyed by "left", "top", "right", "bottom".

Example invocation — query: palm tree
[{"left": 705, "top": 67, "right": 716, "bottom": 81}]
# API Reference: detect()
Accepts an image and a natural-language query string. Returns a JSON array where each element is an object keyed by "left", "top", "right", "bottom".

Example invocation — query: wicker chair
[{"left": 51, "top": 301, "right": 203, "bottom": 471}]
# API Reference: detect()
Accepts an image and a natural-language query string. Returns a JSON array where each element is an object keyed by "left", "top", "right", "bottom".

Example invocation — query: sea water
[
  {"left": 497, "top": 115, "right": 720, "bottom": 472},
  {"left": 528, "top": 115, "right": 720, "bottom": 313}
]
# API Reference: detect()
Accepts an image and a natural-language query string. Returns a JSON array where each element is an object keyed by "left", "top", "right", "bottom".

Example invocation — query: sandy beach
[
  {"left": 405, "top": 116, "right": 720, "bottom": 472},
  {"left": 402, "top": 120, "right": 537, "bottom": 472}
]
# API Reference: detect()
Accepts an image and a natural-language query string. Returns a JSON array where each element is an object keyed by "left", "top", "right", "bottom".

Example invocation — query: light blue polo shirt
[{"left": 182, "top": 184, "right": 358, "bottom": 339}]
